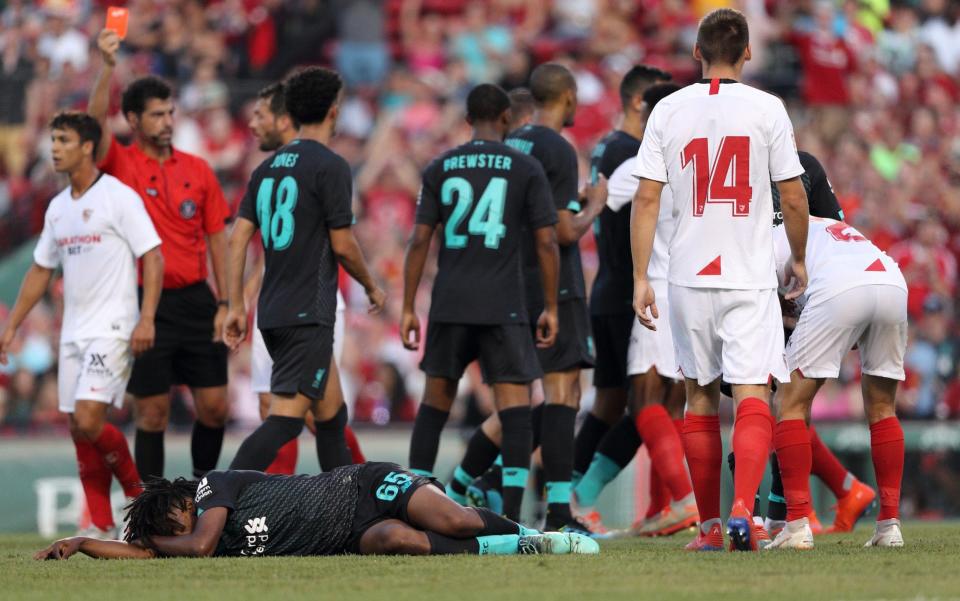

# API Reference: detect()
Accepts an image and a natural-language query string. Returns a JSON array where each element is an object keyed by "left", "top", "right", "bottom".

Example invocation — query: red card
[{"left": 105, "top": 7, "right": 129, "bottom": 40}]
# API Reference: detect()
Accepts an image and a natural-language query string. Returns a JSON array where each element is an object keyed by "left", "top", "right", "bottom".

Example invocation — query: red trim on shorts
[{"left": 709, "top": 78, "right": 720, "bottom": 95}]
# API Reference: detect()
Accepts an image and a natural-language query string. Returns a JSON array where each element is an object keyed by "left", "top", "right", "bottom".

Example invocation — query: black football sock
[
  {"left": 573, "top": 412, "right": 611, "bottom": 485},
  {"left": 541, "top": 405, "right": 577, "bottom": 524},
  {"left": 474, "top": 507, "right": 522, "bottom": 535},
  {"left": 498, "top": 406, "right": 532, "bottom": 522},
  {"left": 573, "top": 416, "right": 641, "bottom": 507},
  {"left": 229, "top": 415, "right": 303, "bottom": 470},
  {"left": 598, "top": 415, "right": 642, "bottom": 468},
  {"left": 727, "top": 451, "right": 763, "bottom": 516},
  {"left": 315, "top": 404, "right": 353, "bottom": 471},
  {"left": 135, "top": 429, "right": 165, "bottom": 480},
  {"left": 449, "top": 429, "right": 501, "bottom": 502},
  {"left": 480, "top": 459, "right": 503, "bottom": 493},
  {"left": 530, "top": 403, "right": 544, "bottom": 449},
  {"left": 190, "top": 422, "right": 224, "bottom": 478},
  {"left": 767, "top": 453, "right": 787, "bottom": 521},
  {"left": 425, "top": 531, "right": 484, "bottom": 554},
  {"left": 408, "top": 404, "right": 449, "bottom": 478}
]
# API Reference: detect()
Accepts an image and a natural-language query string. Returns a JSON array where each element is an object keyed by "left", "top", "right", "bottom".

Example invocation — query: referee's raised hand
[{"left": 223, "top": 306, "right": 248, "bottom": 351}]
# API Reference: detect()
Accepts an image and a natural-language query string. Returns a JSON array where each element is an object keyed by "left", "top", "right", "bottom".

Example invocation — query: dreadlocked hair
[{"left": 123, "top": 476, "right": 199, "bottom": 551}]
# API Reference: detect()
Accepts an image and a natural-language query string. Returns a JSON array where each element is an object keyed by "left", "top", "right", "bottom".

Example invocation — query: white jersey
[
  {"left": 634, "top": 79, "right": 804, "bottom": 289},
  {"left": 608, "top": 157, "right": 674, "bottom": 281},
  {"left": 773, "top": 217, "right": 907, "bottom": 309},
  {"left": 34, "top": 174, "right": 162, "bottom": 343}
]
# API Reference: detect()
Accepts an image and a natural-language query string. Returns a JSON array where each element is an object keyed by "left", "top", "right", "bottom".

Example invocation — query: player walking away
[
  {"left": 631, "top": 8, "right": 811, "bottom": 551},
  {"left": 224, "top": 67, "right": 385, "bottom": 473},
  {"left": 765, "top": 217, "right": 907, "bottom": 550},
  {"left": 243, "top": 82, "right": 365, "bottom": 475},
  {"left": 574, "top": 70, "right": 696, "bottom": 538},
  {"left": 89, "top": 30, "right": 230, "bottom": 480},
  {"left": 403, "top": 83, "right": 560, "bottom": 523},
  {"left": 0, "top": 112, "right": 164, "bottom": 537},
  {"left": 35, "top": 462, "right": 599, "bottom": 560}
]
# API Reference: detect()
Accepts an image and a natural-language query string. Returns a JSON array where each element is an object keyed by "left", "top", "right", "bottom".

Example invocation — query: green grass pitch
[{"left": 3, "top": 523, "right": 959, "bottom": 601}]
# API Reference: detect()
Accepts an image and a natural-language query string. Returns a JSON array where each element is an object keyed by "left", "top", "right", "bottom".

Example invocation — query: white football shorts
[
  {"left": 786, "top": 285, "right": 907, "bottom": 380},
  {"left": 58, "top": 338, "right": 133, "bottom": 413},
  {"left": 669, "top": 285, "right": 788, "bottom": 386},
  {"left": 627, "top": 278, "right": 680, "bottom": 380}
]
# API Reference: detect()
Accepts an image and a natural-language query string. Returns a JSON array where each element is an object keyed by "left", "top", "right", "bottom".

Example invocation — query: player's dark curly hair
[
  {"left": 258, "top": 82, "right": 296, "bottom": 124},
  {"left": 284, "top": 66, "right": 342, "bottom": 126},
  {"left": 121, "top": 76, "right": 173, "bottom": 117},
  {"left": 123, "top": 476, "right": 198, "bottom": 551},
  {"left": 49, "top": 111, "right": 103, "bottom": 156}
]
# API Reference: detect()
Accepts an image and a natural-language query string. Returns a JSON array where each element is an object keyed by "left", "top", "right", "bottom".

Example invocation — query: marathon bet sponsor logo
[{"left": 195, "top": 477, "right": 212, "bottom": 503}]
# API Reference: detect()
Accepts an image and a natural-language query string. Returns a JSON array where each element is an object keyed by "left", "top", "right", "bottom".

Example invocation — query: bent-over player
[{"left": 766, "top": 217, "right": 907, "bottom": 549}]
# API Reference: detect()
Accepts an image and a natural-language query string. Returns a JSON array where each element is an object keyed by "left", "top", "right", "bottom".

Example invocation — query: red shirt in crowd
[
  {"left": 99, "top": 137, "right": 229, "bottom": 289},
  {"left": 888, "top": 240, "right": 957, "bottom": 317},
  {"left": 791, "top": 31, "right": 856, "bottom": 106}
]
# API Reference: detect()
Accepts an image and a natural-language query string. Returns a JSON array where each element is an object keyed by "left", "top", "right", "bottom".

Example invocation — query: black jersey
[
  {"left": 506, "top": 125, "right": 586, "bottom": 310},
  {"left": 195, "top": 464, "right": 364, "bottom": 557},
  {"left": 588, "top": 130, "right": 641, "bottom": 316},
  {"left": 772, "top": 151, "right": 844, "bottom": 226},
  {"left": 416, "top": 139, "right": 557, "bottom": 325},
  {"left": 238, "top": 139, "right": 354, "bottom": 329}
]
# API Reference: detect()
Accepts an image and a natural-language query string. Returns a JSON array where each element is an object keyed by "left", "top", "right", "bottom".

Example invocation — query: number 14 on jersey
[{"left": 681, "top": 136, "right": 753, "bottom": 217}]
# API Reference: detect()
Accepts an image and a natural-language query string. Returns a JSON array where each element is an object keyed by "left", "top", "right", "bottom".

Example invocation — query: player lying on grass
[{"left": 35, "top": 462, "right": 599, "bottom": 560}]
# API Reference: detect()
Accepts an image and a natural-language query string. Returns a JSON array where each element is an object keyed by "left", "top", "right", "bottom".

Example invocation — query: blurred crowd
[{"left": 2, "top": 0, "right": 960, "bottom": 435}]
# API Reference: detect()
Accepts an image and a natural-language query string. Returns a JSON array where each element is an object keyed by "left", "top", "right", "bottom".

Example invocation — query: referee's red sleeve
[{"left": 201, "top": 162, "right": 229, "bottom": 235}]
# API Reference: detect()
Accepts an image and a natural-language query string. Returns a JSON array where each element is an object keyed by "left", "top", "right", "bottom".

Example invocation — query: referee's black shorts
[{"left": 127, "top": 282, "right": 228, "bottom": 397}]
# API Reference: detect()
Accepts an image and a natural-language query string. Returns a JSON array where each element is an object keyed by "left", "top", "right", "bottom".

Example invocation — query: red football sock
[
  {"left": 732, "top": 398, "right": 773, "bottom": 514},
  {"left": 870, "top": 417, "right": 904, "bottom": 521},
  {"left": 74, "top": 438, "right": 115, "bottom": 530},
  {"left": 636, "top": 404, "right": 693, "bottom": 501},
  {"left": 93, "top": 423, "right": 142, "bottom": 498},
  {"left": 645, "top": 465, "right": 669, "bottom": 518},
  {"left": 774, "top": 419, "right": 812, "bottom": 521},
  {"left": 344, "top": 425, "right": 366, "bottom": 464},
  {"left": 672, "top": 417, "right": 684, "bottom": 437},
  {"left": 266, "top": 439, "right": 298, "bottom": 475},
  {"left": 809, "top": 425, "right": 850, "bottom": 498},
  {"left": 682, "top": 413, "right": 721, "bottom": 523}
]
